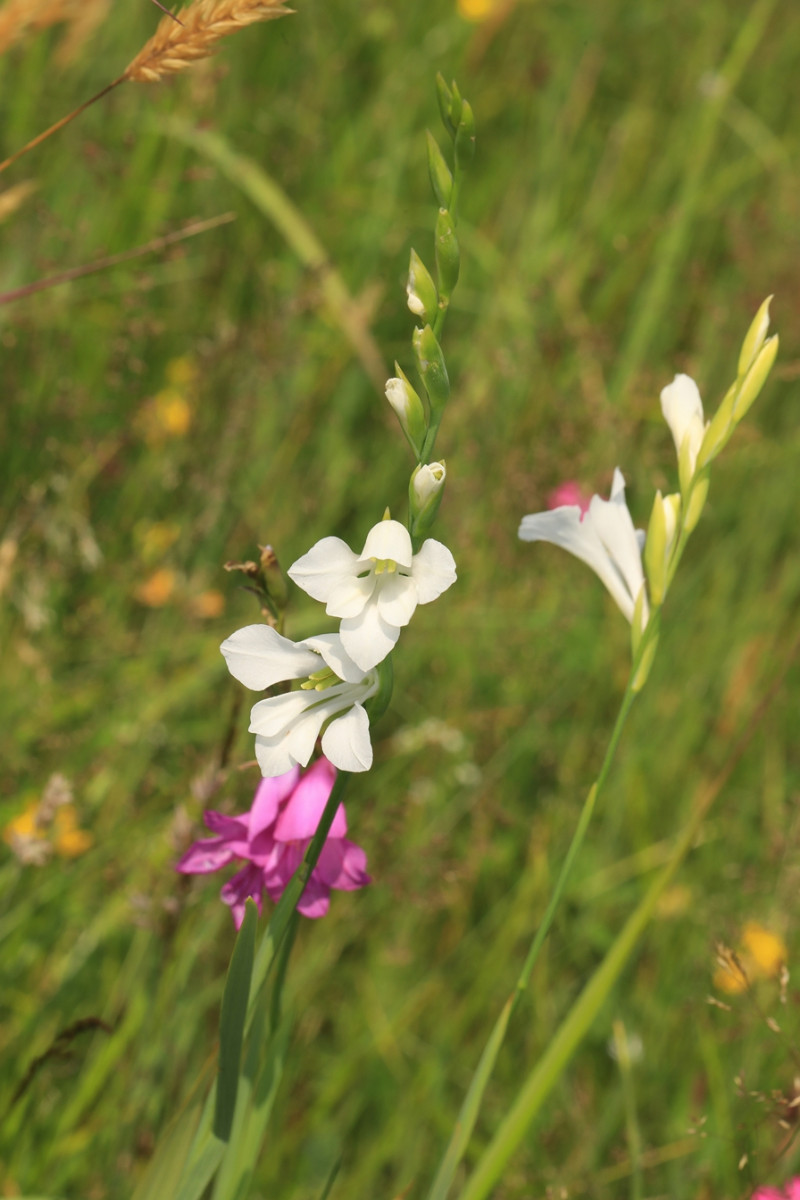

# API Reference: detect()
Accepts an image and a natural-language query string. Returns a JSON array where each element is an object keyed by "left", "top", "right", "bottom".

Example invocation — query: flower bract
[
  {"left": 519, "top": 468, "right": 648, "bottom": 627},
  {"left": 221, "top": 625, "right": 379, "bottom": 775},
  {"left": 287, "top": 519, "right": 457, "bottom": 671},
  {"left": 175, "top": 758, "right": 370, "bottom": 924}
]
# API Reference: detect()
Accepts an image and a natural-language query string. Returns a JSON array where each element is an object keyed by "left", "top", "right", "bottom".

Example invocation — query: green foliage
[{"left": 1, "top": 0, "right": 800, "bottom": 1197}]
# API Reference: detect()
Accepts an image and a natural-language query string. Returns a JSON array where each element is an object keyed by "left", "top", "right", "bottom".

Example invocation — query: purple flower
[{"left": 176, "top": 758, "right": 370, "bottom": 925}]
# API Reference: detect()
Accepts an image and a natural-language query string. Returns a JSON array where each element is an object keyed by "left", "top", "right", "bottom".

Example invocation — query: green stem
[
  {"left": 427, "top": 623, "right": 654, "bottom": 1200},
  {"left": 247, "top": 769, "right": 351, "bottom": 1023},
  {"left": 456, "top": 631, "right": 796, "bottom": 1200}
]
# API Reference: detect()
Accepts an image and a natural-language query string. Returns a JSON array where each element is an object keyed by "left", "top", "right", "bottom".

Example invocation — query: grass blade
[{"left": 214, "top": 898, "right": 258, "bottom": 1142}]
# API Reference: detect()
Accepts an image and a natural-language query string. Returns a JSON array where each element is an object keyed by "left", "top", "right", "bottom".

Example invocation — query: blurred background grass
[{"left": 1, "top": 0, "right": 799, "bottom": 1195}]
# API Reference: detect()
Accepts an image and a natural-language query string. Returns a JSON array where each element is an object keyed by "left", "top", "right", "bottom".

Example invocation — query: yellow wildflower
[{"left": 713, "top": 922, "right": 787, "bottom": 994}]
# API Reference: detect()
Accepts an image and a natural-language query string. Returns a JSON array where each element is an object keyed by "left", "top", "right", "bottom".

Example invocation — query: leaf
[{"left": 214, "top": 898, "right": 258, "bottom": 1142}]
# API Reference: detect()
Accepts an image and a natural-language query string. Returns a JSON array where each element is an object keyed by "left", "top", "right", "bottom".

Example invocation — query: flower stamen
[{"left": 300, "top": 666, "right": 340, "bottom": 692}]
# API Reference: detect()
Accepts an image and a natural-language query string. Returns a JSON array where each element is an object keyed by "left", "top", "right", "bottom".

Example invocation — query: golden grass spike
[{"left": 124, "top": 0, "right": 291, "bottom": 84}]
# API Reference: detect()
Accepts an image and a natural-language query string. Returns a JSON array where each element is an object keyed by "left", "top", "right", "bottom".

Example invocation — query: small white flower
[
  {"left": 660, "top": 374, "right": 707, "bottom": 478},
  {"left": 221, "top": 625, "right": 379, "bottom": 776},
  {"left": 518, "top": 468, "right": 648, "bottom": 626},
  {"left": 287, "top": 519, "right": 457, "bottom": 671}
]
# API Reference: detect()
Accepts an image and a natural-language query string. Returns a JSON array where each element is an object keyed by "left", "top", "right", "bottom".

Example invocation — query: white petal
[
  {"left": 287, "top": 537, "right": 360, "bottom": 604},
  {"left": 254, "top": 725, "right": 316, "bottom": 775},
  {"left": 519, "top": 506, "right": 628, "bottom": 614},
  {"left": 248, "top": 694, "right": 327, "bottom": 774},
  {"left": 360, "top": 519, "right": 413, "bottom": 568},
  {"left": 321, "top": 705, "right": 373, "bottom": 772},
  {"left": 249, "top": 691, "right": 315, "bottom": 737},
  {"left": 375, "top": 571, "right": 418, "bottom": 626},
  {"left": 411, "top": 539, "right": 458, "bottom": 604},
  {"left": 324, "top": 572, "right": 375, "bottom": 619},
  {"left": 221, "top": 624, "right": 319, "bottom": 691},
  {"left": 340, "top": 604, "right": 400, "bottom": 671},
  {"left": 302, "top": 633, "right": 367, "bottom": 684},
  {"left": 590, "top": 473, "right": 646, "bottom": 620}
]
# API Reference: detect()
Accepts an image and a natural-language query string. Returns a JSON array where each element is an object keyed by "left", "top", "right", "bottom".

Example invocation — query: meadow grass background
[{"left": 2, "top": 0, "right": 800, "bottom": 1195}]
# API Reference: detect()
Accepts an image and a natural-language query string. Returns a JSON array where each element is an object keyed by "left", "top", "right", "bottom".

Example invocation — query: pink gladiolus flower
[
  {"left": 547, "top": 480, "right": 591, "bottom": 515},
  {"left": 176, "top": 758, "right": 370, "bottom": 925},
  {"left": 752, "top": 1180, "right": 800, "bottom": 1200}
]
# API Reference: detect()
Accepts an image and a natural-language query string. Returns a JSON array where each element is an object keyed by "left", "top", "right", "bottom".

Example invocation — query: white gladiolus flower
[
  {"left": 660, "top": 374, "right": 707, "bottom": 478},
  {"left": 287, "top": 519, "right": 457, "bottom": 671},
  {"left": 518, "top": 468, "right": 648, "bottom": 627},
  {"left": 220, "top": 625, "right": 379, "bottom": 776}
]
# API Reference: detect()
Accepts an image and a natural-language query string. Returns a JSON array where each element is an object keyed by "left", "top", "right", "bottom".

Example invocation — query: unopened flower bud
[
  {"left": 410, "top": 460, "right": 447, "bottom": 538},
  {"left": 454, "top": 98, "right": 476, "bottom": 171},
  {"left": 385, "top": 367, "right": 427, "bottom": 458},
  {"left": 732, "top": 334, "right": 779, "bottom": 424},
  {"left": 698, "top": 381, "right": 737, "bottom": 469},
  {"left": 737, "top": 295, "right": 773, "bottom": 377},
  {"left": 644, "top": 491, "right": 680, "bottom": 608},
  {"left": 435, "top": 208, "right": 460, "bottom": 299},
  {"left": 435, "top": 72, "right": 457, "bottom": 137},
  {"left": 427, "top": 131, "right": 454, "bottom": 210},
  {"left": 407, "top": 249, "right": 438, "bottom": 323},
  {"left": 412, "top": 325, "right": 450, "bottom": 419},
  {"left": 683, "top": 472, "right": 710, "bottom": 534}
]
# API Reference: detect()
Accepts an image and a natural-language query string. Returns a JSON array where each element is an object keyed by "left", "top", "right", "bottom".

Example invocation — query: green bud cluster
[
  {"left": 385, "top": 77, "right": 476, "bottom": 550},
  {"left": 697, "top": 297, "right": 779, "bottom": 471},
  {"left": 641, "top": 299, "right": 779, "bottom": 661}
]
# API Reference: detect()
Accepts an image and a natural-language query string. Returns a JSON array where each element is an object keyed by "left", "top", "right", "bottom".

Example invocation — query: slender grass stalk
[
  {"left": 0, "top": 77, "right": 124, "bottom": 176},
  {"left": 456, "top": 629, "right": 799, "bottom": 1200},
  {"left": 0, "top": 212, "right": 236, "bottom": 306},
  {"left": 610, "top": 0, "right": 778, "bottom": 397},
  {"left": 612, "top": 1020, "right": 643, "bottom": 1200}
]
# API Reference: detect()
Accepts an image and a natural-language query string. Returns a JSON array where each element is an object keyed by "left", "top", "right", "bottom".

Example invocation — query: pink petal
[
  {"left": 296, "top": 875, "right": 331, "bottom": 918},
  {"left": 221, "top": 864, "right": 264, "bottom": 928},
  {"left": 273, "top": 758, "right": 344, "bottom": 841},
  {"left": 203, "top": 810, "right": 249, "bottom": 839},
  {"left": 175, "top": 837, "right": 236, "bottom": 875},
  {"left": 264, "top": 841, "right": 304, "bottom": 895},
  {"left": 315, "top": 839, "right": 371, "bottom": 890},
  {"left": 248, "top": 768, "right": 300, "bottom": 838}
]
